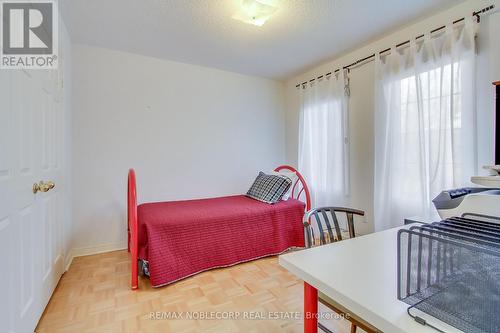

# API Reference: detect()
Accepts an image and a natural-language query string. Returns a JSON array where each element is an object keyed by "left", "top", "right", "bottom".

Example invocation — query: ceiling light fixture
[{"left": 232, "top": 0, "right": 279, "bottom": 27}]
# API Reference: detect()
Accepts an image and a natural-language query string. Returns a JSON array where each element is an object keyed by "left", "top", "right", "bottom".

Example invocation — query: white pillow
[{"left": 271, "top": 170, "right": 298, "bottom": 200}]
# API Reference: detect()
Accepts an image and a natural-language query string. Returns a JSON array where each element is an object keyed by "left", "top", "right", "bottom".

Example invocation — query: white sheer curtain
[
  {"left": 374, "top": 19, "right": 478, "bottom": 231},
  {"left": 299, "top": 71, "right": 349, "bottom": 208}
]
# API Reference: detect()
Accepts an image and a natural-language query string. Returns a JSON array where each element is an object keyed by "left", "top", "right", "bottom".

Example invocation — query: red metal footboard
[
  {"left": 127, "top": 169, "right": 138, "bottom": 290},
  {"left": 128, "top": 165, "right": 310, "bottom": 290}
]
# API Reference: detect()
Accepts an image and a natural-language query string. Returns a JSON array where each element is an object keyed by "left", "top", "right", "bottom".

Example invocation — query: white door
[
  {"left": 0, "top": 67, "right": 65, "bottom": 333},
  {"left": 38, "top": 69, "right": 65, "bottom": 307}
]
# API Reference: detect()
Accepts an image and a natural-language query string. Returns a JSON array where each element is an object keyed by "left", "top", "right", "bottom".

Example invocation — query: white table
[{"left": 279, "top": 226, "right": 461, "bottom": 333}]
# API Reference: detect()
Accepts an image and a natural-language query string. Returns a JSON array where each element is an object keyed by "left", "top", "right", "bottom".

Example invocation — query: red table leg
[{"left": 304, "top": 282, "right": 318, "bottom": 333}]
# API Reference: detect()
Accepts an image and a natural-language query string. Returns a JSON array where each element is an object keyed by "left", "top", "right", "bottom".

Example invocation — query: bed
[{"left": 127, "top": 165, "right": 311, "bottom": 289}]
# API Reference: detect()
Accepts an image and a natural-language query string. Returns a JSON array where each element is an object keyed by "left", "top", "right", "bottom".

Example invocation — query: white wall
[
  {"left": 71, "top": 45, "right": 286, "bottom": 252},
  {"left": 490, "top": 10, "right": 500, "bottom": 81},
  {"left": 284, "top": 0, "right": 499, "bottom": 234}
]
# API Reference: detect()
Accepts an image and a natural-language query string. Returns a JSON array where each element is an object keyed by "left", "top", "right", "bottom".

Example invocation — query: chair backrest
[{"left": 304, "top": 207, "right": 365, "bottom": 248}]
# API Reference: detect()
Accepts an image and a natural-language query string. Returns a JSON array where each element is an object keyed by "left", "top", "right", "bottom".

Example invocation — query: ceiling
[{"left": 60, "top": 0, "right": 463, "bottom": 80}]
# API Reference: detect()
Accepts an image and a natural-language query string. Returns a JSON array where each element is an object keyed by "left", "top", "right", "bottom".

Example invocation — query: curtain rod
[{"left": 295, "top": 4, "right": 495, "bottom": 88}]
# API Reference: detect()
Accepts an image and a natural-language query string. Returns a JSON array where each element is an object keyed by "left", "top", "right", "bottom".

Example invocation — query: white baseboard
[
  {"left": 64, "top": 250, "right": 74, "bottom": 272},
  {"left": 64, "top": 242, "right": 127, "bottom": 271}
]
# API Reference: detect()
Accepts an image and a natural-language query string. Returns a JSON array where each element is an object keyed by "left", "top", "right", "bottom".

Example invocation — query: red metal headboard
[
  {"left": 274, "top": 165, "right": 311, "bottom": 211},
  {"left": 127, "top": 165, "right": 311, "bottom": 290}
]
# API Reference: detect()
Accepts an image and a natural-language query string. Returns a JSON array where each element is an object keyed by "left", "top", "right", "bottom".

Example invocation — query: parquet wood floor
[{"left": 36, "top": 250, "right": 355, "bottom": 333}]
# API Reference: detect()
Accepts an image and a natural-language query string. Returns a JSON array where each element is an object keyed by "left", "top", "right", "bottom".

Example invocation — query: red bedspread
[{"left": 137, "top": 195, "right": 305, "bottom": 287}]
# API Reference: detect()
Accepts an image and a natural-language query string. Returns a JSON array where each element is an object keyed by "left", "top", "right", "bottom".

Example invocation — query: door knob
[{"left": 33, "top": 181, "right": 55, "bottom": 194}]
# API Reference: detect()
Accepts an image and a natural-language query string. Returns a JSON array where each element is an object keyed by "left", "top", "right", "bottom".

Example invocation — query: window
[
  {"left": 374, "top": 24, "right": 477, "bottom": 230},
  {"left": 298, "top": 74, "right": 349, "bottom": 207}
]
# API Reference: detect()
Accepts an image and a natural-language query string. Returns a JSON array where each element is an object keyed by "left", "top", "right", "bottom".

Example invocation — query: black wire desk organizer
[{"left": 397, "top": 214, "right": 500, "bottom": 333}]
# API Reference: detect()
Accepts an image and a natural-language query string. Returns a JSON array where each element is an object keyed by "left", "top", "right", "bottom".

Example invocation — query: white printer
[{"left": 433, "top": 166, "right": 500, "bottom": 219}]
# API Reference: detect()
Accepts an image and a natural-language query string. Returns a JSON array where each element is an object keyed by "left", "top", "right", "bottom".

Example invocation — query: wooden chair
[
  {"left": 304, "top": 207, "right": 380, "bottom": 333},
  {"left": 304, "top": 206, "right": 364, "bottom": 247}
]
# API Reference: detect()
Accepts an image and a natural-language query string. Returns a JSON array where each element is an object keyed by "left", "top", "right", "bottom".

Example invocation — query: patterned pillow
[{"left": 246, "top": 172, "right": 292, "bottom": 204}]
